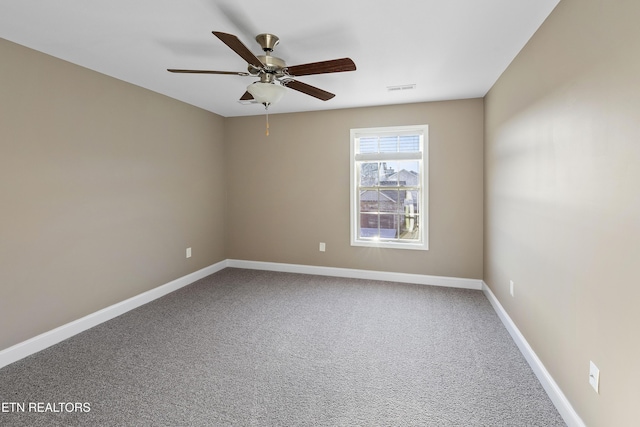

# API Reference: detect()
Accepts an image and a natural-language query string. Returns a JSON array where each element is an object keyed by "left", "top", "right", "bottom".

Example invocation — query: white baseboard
[
  {"left": 1, "top": 261, "right": 580, "bottom": 426},
  {"left": 1, "top": 259, "right": 478, "bottom": 369},
  {"left": 227, "top": 259, "right": 483, "bottom": 290},
  {"left": 0, "top": 260, "right": 229, "bottom": 370},
  {"left": 482, "top": 282, "right": 585, "bottom": 427}
]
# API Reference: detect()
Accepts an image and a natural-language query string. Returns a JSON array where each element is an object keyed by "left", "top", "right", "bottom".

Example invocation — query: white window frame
[{"left": 350, "top": 125, "right": 429, "bottom": 250}]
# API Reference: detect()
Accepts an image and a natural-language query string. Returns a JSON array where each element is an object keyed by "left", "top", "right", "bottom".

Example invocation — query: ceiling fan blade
[
  {"left": 212, "top": 31, "right": 263, "bottom": 69},
  {"left": 283, "top": 80, "right": 335, "bottom": 101},
  {"left": 285, "top": 58, "right": 356, "bottom": 77},
  {"left": 240, "top": 91, "right": 254, "bottom": 101},
  {"left": 167, "top": 69, "right": 250, "bottom": 76}
]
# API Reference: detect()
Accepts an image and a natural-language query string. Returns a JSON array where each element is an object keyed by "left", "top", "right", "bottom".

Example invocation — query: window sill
[{"left": 351, "top": 239, "right": 428, "bottom": 251}]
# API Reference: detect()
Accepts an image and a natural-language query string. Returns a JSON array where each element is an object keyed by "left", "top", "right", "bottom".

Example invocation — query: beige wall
[
  {"left": 484, "top": 0, "right": 640, "bottom": 425},
  {"left": 0, "top": 39, "right": 227, "bottom": 351},
  {"left": 225, "top": 100, "right": 484, "bottom": 279}
]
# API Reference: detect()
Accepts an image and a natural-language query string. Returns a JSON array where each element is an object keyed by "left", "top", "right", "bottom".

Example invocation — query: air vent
[{"left": 387, "top": 84, "right": 416, "bottom": 92}]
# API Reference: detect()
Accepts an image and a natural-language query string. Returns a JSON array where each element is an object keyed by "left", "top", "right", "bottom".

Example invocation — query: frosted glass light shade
[{"left": 247, "top": 82, "right": 286, "bottom": 105}]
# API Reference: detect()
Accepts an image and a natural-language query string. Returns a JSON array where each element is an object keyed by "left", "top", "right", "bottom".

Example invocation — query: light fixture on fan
[
  {"left": 246, "top": 80, "right": 286, "bottom": 136},
  {"left": 246, "top": 82, "right": 286, "bottom": 107}
]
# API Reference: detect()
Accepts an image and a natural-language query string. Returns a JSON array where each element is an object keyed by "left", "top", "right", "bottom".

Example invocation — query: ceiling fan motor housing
[
  {"left": 246, "top": 33, "right": 288, "bottom": 80},
  {"left": 251, "top": 55, "right": 287, "bottom": 76}
]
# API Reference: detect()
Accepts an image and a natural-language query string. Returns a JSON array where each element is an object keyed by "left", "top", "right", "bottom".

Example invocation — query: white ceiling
[{"left": 0, "top": 0, "right": 560, "bottom": 117}]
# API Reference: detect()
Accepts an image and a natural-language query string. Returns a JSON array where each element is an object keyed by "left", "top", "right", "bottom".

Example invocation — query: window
[{"left": 350, "top": 125, "right": 428, "bottom": 250}]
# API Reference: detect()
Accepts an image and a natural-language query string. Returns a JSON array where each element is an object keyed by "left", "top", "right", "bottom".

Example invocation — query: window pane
[
  {"left": 379, "top": 136, "right": 397, "bottom": 153},
  {"left": 379, "top": 214, "right": 397, "bottom": 238},
  {"left": 400, "top": 197, "right": 419, "bottom": 239},
  {"left": 359, "top": 213, "right": 379, "bottom": 238},
  {"left": 359, "top": 190, "right": 378, "bottom": 213},
  {"left": 400, "top": 190, "right": 412, "bottom": 212},
  {"left": 379, "top": 161, "right": 398, "bottom": 185},
  {"left": 379, "top": 190, "right": 400, "bottom": 213},
  {"left": 396, "top": 161, "right": 420, "bottom": 187},
  {"left": 360, "top": 162, "right": 379, "bottom": 186},
  {"left": 412, "top": 191, "right": 420, "bottom": 215},
  {"left": 359, "top": 137, "right": 377, "bottom": 154},
  {"left": 399, "top": 223, "right": 419, "bottom": 240},
  {"left": 399, "top": 135, "right": 420, "bottom": 152}
]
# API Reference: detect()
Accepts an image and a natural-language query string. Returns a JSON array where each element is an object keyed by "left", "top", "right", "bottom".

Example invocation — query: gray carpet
[{"left": 0, "top": 268, "right": 565, "bottom": 426}]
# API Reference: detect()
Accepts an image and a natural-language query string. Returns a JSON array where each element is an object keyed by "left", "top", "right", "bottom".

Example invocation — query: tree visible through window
[{"left": 350, "top": 125, "right": 428, "bottom": 250}]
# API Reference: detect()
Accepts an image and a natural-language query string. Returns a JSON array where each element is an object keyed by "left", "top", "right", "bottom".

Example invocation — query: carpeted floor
[{"left": 0, "top": 268, "right": 565, "bottom": 426}]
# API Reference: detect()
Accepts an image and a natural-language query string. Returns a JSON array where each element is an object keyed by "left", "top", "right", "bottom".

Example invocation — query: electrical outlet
[
  {"left": 186, "top": 247, "right": 192, "bottom": 258},
  {"left": 319, "top": 242, "right": 326, "bottom": 252},
  {"left": 589, "top": 361, "right": 600, "bottom": 393},
  {"left": 510, "top": 280, "right": 515, "bottom": 297}
]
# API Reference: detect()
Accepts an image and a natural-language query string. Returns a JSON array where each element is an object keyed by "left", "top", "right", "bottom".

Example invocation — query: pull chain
[{"left": 263, "top": 102, "right": 270, "bottom": 136}]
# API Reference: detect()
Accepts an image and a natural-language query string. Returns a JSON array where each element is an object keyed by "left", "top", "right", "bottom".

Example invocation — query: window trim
[{"left": 350, "top": 125, "right": 429, "bottom": 251}]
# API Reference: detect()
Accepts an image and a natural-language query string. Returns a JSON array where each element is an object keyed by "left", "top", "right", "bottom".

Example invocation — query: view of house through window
[{"left": 350, "top": 125, "right": 428, "bottom": 250}]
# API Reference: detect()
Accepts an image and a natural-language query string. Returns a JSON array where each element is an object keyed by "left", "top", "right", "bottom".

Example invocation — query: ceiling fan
[{"left": 168, "top": 31, "right": 356, "bottom": 107}]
